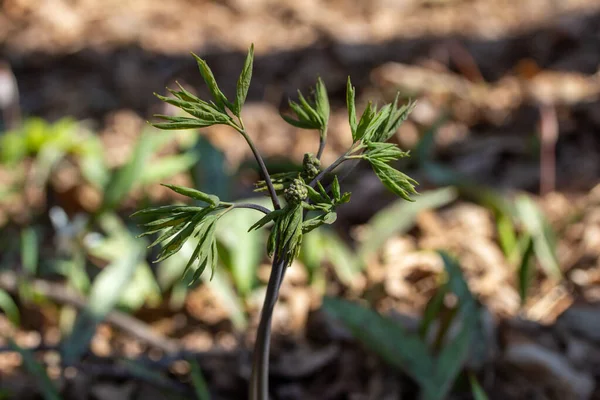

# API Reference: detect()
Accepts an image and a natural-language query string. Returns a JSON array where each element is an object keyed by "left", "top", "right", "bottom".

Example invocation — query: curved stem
[
  {"left": 221, "top": 203, "right": 271, "bottom": 215},
  {"left": 308, "top": 152, "right": 348, "bottom": 188},
  {"left": 249, "top": 255, "right": 287, "bottom": 400},
  {"left": 231, "top": 121, "right": 281, "bottom": 211},
  {"left": 316, "top": 125, "right": 327, "bottom": 160}
]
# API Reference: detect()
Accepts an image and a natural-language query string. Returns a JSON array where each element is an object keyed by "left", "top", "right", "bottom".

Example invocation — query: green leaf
[
  {"left": 153, "top": 93, "right": 230, "bottom": 124},
  {"left": 182, "top": 215, "right": 219, "bottom": 282},
  {"left": 162, "top": 183, "right": 220, "bottom": 206},
  {"left": 364, "top": 141, "right": 410, "bottom": 163},
  {"left": 518, "top": 234, "right": 535, "bottom": 305},
  {"left": 249, "top": 209, "right": 284, "bottom": 231},
  {"left": 151, "top": 115, "right": 218, "bottom": 130},
  {"left": 281, "top": 114, "right": 320, "bottom": 130},
  {"left": 346, "top": 77, "right": 357, "bottom": 138},
  {"left": 297, "top": 91, "right": 321, "bottom": 125},
  {"left": 315, "top": 77, "right": 330, "bottom": 131},
  {"left": 370, "top": 159, "right": 418, "bottom": 201},
  {"left": 322, "top": 297, "right": 435, "bottom": 389},
  {"left": 331, "top": 175, "right": 341, "bottom": 200},
  {"left": 469, "top": 374, "right": 489, "bottom": 400},
  {"left": 140, "top": 152, "right": 199, "bottom": 185},
  {"left": 189, "top": 358, "right": 211, "bottom": 400},
  {"left": 101, "top": 130, "right": 159, "bottom": 210},
  {"left": 302, "top": 211, "right": 337, "bottom": 234},
  {"left": 234, "top": 44, "right": 254, "bottom": 116},
  {"left": 191, "top": 53, "right": 229, "bottom": 111},
  {"left": 363, "top": 104, "right": 392, "bottom": 142},
  {"left": 118, "top": 262, "right": 162, "bottom": 311},
  {"left": 8, "top": 339, "right": 62, "bottom": 400},
  {"left": 217, "top": 198, "right": 268, "bottom": 295},
  {"left": 419, "top": 284, "right": 448, "bottom": 339},
  {"left": 191, "top": 136, "right": 231, "bottom": 199},
  {"left": 515, "top": 195, "right": 561, "bottom": 279},
  {"left": 20, "top": 227, "right": 38, "bottom": 275},
  {"left": 63, "top": 236, "right": 143, "bottom": 365},
  {"left": 322, "top": 230, "right": 362, "bottom": 285},
  {"left": 354, "top": 101, "right": 375, "bottom": 141},
  {"left": 0, "top": 289, "right": 19, "bottom": 326},
  {"left": 155, "top": 214, "right": 204, "bottom": 263}
]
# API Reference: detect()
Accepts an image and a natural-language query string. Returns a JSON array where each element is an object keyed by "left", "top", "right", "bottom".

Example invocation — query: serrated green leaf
[
  {"left": 234, "top": 44, "right": 254, "bottom": 116},
  {"left": 297, "top": 90, "right": 322, "bottom": 125},
  {"left": 191, "top": 53, "right": 229, "bottom": 111},
  {"left": 155, "top": 219, "right": 199, "bottom": 263},
  {"left": 249, "top": 209, "right": 284, "bottom": 231},
  {"left": 281, "top": 114, "right": 320, "bottom": 130},
  {"left": 154, "top": 93, "right": 230, "bottom": 124},
  {"left": 316, "top": 181, "right": 330, "bottom": 201},
  {"left": 315, "top": 77, "right": 330, "bottom": 130},
  {"left": 151, "top": 115, "right": 217, "bottom": 130},
  {"left": 170, "top": 82, "right": 203, "bottom": 103},
  {"left": 182, "top": 216, "right": 218, "bottom": 282},
  {"left": 331, "top": 175, "right": 341, "bottom": 200},
  {"left": 147, "top": 219, "right": 189, "bottom": 248},
  {"left": 370, "top": 159, "right": 418, "bottom": 201},
  {"left": 162, "top": 183, "right": 220, "bottom": 206},
  {"left": 302, "top": 211, "right": 337, "bottom": 234},
  {"left": 373, "top": 97, "right": 416, "bottom": 143},
  {"left": 140, "top": 214, "right": 189, "bottom": 229},
  {"left": 364, "top": 141, "right": 410, "bottom": 163},
  {"left": 130, "top": 205, "right": 185, "bottom": 218},
  {"left": 363, "top": 104, "right": 392, "bottom": 142},
  {"left": 354, "top": 101, "right": 375, "bottom": 141},
  {"left": 347, "top": 77, "right": 357, "bottom": 138},
  {"left": 306, "top": 184, "right": 325, "bottom": 204}
]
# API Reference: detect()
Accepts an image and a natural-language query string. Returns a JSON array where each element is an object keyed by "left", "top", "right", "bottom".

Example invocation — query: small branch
[
  {"left": 0, "top": 271, "right": 181, "bottom": 354},
  {"left": 316, "top": 126, "right": 327, "bottom": 160},
  {"left": 249, "top": 255, "right": 287, "bottom": 400},
  {"left": 232, "top": 123, "right": 281, "bottom": 210},
  {"left": 226, "top": 203, "right": 271, "bottom": 215},
  {"left": 309, "top": 152, "right": 349, "bottom": 188}
]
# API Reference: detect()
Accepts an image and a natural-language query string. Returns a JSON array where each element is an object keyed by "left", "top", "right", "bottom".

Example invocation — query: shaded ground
[{"left": 2, "top": 0, "right": 600, "bottom": 399}]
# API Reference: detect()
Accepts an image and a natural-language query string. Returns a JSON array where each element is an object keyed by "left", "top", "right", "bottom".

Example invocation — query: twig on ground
[{"left": 0, "top": 271, "right": 181, "bottom": 353}]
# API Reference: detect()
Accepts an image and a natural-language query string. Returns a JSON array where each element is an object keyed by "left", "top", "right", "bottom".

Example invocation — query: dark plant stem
[
  {"left": 234, "top": 124, "right": 281, "bottom": 211},
  {"left": 309, "top": 152, "right": 348, "bottom": 188},
  {"left": 231, "top": 203, "right": 271, "bottom": 215},
  {"left": 249, "top": 255, "right": 287, "bottom": 400},
  {"left": 316, "top": 126, "right": 327, "bottom": 160}
]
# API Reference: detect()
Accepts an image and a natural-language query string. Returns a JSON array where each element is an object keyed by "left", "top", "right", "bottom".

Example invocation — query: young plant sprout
[{"left": 132, "top": 44, "right": 418, "bottom": 400}]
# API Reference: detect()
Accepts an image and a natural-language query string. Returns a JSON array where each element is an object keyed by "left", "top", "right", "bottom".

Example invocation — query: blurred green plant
[
  {"left": 323, "top": 251, "right": 489, "bottom": 400},
  {"left": 414, "top": 120, "right": 562, "bottom": 304},
  {"left": 132, "top": 44, "right": 418, "bottom": 400}
]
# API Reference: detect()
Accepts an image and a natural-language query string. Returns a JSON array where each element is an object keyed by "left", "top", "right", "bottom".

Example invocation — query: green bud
[
  {"left": 302, "top": 152, "right": 321, "bottom": 180},
  {"left": 284, "top": 178, "right": 308, "bottom": 204}
]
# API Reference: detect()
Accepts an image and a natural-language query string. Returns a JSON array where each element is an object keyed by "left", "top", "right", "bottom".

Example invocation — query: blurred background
[{"left": 1, "top": 0, "right": 600, "bottom": 399}]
